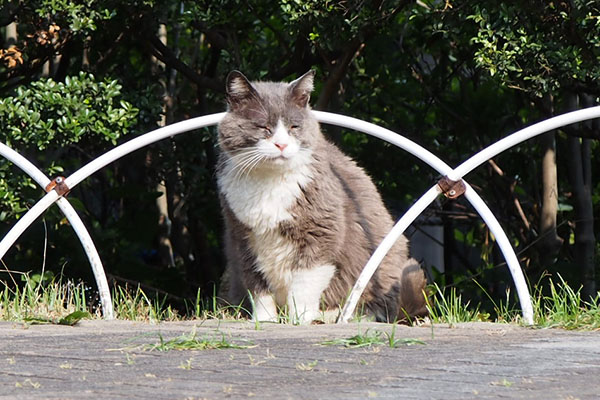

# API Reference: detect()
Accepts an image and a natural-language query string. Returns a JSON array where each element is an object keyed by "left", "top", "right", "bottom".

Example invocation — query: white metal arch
[
  {"left": 0, "top": 143, "right": 114, "bottom": 319},
  {"left": 2, "top": 106, "right": 599, "bottom": 323},
  {"left": 0, "top": 113, "right": 225, "bottom": 319},
  {"left": 333, "top": 106, "right": 600, "bottom": 324},
  {"left": 313, "top": 113, "right": 534, "bottom": 324}
]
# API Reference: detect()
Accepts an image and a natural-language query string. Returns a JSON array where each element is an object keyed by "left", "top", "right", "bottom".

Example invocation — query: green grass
[
  {"left": 0, "top": 272, "right": 189, "bottom": 324},
  {"left": 321, "top": 326, "right": 426, "bottom": 348},
  {"left": 111, "top": 284, "right": 180, "bottom": 322},
  {"left": 0, "top": 272, "right": 249, "bottom": 324},
  {"left": 183, "top": 286, "right": 248, "bottom": 321},
  {"left": 145, "top": 329, "right": 254, "bottom": 351},
  {"left": 2, "top": 271, "right": 600, "bottom": 331},
  {"left": 425, "top": 283, "right": 489, "bottom": 325},
  {"left": 427, "top": 276, "right": 600, "bottom": 330},
  {"left": 531, "top": 275, "right": 600, "bottom": 330},
  {"left": 0, "top": 272, "right": 92, "bottom": 322}
]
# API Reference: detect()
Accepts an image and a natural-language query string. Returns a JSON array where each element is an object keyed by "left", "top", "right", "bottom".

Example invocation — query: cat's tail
[{"left": 397, "top": 259, "right": 429, "bottom": 320}]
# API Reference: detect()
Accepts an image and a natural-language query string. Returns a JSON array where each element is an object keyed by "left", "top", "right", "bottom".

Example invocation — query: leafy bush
[
  {"left": 0, "top": 72, "right": 138, "bottom": 148},
  {"left": 0, "top": 72, "right": 138, "bottom": 220}
]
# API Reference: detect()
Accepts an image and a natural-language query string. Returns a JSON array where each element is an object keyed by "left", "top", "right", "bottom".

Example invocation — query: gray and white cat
[{"left": 216, "top": 70, "right": 427, "bottom": 324}]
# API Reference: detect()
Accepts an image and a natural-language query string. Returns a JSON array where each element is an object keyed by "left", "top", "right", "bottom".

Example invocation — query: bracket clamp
[
  {"left": 45, "top": 176, "right": 70, "bottom": 196},
  {"left": 437, "top": 176, "right": 466, "bottom": 199}
]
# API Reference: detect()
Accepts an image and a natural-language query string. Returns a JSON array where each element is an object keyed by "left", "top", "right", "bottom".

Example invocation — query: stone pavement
[{"left": 0, "top": 319, "right": 598, "bottom": 399}]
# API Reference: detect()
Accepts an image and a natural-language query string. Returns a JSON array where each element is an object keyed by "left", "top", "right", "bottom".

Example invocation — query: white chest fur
[
  {"left": 218, "top": 151, "right": 313, "bottom": 233},
  {"left": 219, "top": 148, "right": 333, "bottom": 323},
  {"left": 218, "top": 150, "right": 314, "bottom": 300},
  {"left": 248, "top": 229, "right": 296, "bottom": 299}
]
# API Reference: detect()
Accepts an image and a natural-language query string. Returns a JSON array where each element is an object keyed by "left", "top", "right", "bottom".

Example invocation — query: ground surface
[{"left": 0, "top": 319, "right": 598, "bottom": 399}]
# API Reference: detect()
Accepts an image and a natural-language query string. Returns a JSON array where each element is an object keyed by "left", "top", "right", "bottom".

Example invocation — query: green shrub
[{"left": 0, "top": 72, "right": 138, "bottom": 220}]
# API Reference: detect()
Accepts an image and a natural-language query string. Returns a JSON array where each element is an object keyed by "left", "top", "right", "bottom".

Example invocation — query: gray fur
[{"left": 216, "top": 71, "right": 427, "bottom": 322}]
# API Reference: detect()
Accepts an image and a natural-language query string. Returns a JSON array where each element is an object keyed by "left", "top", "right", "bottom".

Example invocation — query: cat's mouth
[{"left": 266, "top": 153, "right": 291, "bottom": 163}]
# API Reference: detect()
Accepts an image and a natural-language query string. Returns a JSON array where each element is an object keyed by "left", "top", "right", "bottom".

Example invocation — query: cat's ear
[
  {"left": 289, "top": 70, "right": 315, "bottom": 108},
  {"left": 226, "top": 70, "right": 259, "bottom": 110}
]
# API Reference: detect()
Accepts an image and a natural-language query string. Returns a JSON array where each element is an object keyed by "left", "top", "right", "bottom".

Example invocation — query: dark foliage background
[{"left": 0, "top": 0, "right": 598, "bottom": 315}]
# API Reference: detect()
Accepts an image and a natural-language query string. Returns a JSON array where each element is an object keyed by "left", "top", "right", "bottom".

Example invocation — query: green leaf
[{"left": 58, "top": 311, "right": 93, "bottom": 326}]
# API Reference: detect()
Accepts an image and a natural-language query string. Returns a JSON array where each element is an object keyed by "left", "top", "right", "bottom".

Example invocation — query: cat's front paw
[
  {"left": 253, "top": 313, "right": 278, "bottom": 323},
  {"left": 252, "top": 294, "right": 278, "bottom": 322},
  {"left": 290, "top": 309, "right": 321, "bottom": 325}
]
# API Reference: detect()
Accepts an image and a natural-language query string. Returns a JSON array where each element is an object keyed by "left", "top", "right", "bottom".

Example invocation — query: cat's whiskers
[
  {"left": 234, "top": 154, "right": 265, "bottom": 180},
  {"left": 241, "top": 153, "right": 267, "bottom": 176},
  {"left": 227, "top": 155, "right": 256, "bottom": 182},
  {"left": 227, "top": 148, "right": 267, "bottom": 181}
]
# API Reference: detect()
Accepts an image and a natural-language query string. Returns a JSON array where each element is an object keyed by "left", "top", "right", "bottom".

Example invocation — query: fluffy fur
[{"left": 217, "top": 70, "right": 427, "bottom": 324}]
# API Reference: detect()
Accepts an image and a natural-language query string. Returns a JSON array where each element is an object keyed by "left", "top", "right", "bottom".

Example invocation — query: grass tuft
[
  {"left": 431, "top": 275, "right": 600, "bottom": 330},
  {"left": 321, "top": 326, "right": 425, "bottom": 348},
  {"left": 532, "top": 275, "right": 600, "bottom": 330},
  {"left": 425, "top": 282, "right": 489, "bottom": 325},
  {"left": 3, "top": 270, "right": 599, "bottom": 331},
  {"left": 111, "top": 284, "right": 180, "bottom": 322},
  {"left": 0, "top": 272, "right": 92, "bottom": 322},
  {"left": 145, "top": 328, "right": 254, "bottom": 351},
  {"left": 184, "top": 287, "right": 248, "bottom": 321}
]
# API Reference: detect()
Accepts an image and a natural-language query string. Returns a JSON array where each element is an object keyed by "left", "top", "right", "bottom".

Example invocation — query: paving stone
[{"left": 0, "top": 320, "right": 598, "bottom": 399}]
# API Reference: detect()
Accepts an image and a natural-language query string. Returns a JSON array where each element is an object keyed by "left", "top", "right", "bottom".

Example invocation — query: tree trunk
[
  {"left": 152, "top": 22, "right": 176, "bottom": 267},
  {"left": 162, "top": 4, "right": 194, "bottom": 276},
  {"left": 538, "top": 94, "right": 563, "bottom": 266},
  {"left": 565, "top": 93, "right": 596, "bottom": 299}
]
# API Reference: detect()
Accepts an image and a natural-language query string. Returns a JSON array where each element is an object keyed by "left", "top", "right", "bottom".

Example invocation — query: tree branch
[
  {"left": 244, "top": 1, "right": 291, "bottom": 56},
  {"left": 314, "top": 0, "right": 411, "bottom": 110},
  {"left": 147, "top": 35, "right": 223, "bottom": 93},
  {"left": 315, "top": 37, "right": 364, "bottom": 110},
  {"left": 190, "top": 21, "right": 228, "bottom": 50}
]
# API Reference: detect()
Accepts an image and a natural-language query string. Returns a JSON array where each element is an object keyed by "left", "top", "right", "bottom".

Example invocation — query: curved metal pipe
[
  {"left": 334, "top": 106, "right": 600, "bottom": 324},
  {"left": 314, "top": 113, "right": 533, "bottom": 325},
  {"left": 0, "top": 143, "right": 114, "bottom": 319},
  {"left": 4, "top": 107, "right": 597, "bottom": 324},
  {"left": 0, "top": 115, "right": 225, "bottom": 316}
]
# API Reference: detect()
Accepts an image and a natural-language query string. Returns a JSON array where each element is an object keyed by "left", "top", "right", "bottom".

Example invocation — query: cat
[{"left": 216, "top": 70, "right": 427, "bottom": 324}]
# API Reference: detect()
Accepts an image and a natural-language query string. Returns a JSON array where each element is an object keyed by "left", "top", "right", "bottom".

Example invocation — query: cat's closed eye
[{"left": 256, "top": 125, "right": 272, "bottom": 135}]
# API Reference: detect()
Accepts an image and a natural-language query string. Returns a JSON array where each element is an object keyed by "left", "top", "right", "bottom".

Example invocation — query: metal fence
[{"left": 2, "top": 107, "right": 599, "bottom": 324}]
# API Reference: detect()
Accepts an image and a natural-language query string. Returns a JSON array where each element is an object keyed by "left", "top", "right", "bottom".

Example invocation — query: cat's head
[{"left": 218, "top": 70, "right": 321, "bottom": 170}]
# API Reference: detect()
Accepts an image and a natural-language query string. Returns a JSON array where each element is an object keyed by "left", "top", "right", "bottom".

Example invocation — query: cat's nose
[{"left": 274, "top": 142, "right": 288, "bottom": 151}]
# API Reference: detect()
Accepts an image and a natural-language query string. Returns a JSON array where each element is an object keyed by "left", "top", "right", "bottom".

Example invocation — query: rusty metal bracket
[
  {"left": 45, "top": 176, "right": 70, "bottom": 196},
  {"left": 437, "top": 176, "right": 466, "bottom": 199}
]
